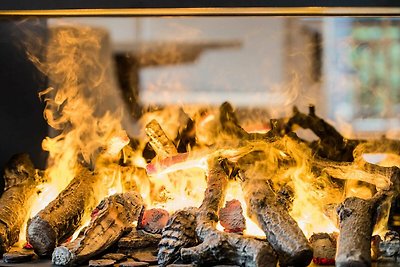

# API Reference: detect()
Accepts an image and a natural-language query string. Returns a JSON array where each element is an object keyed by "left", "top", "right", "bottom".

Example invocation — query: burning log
[
  {"left": 286, "top": 106, "right": 400, "bottom": 162},
  {"left": 138, "top": 208, "right": 169, "bottom": 234},
  {"left": 219, "top": 102, "right": 250, "bottom": 140},
  {"left": 240, "top": 171, "right": 313, "bottom": 266},
  {"left": 0, "top": 154, "right": 40, "bottom": 254},
  {"left": 27, "top": 166, "right": 101, "bottom": 257},
  {"left": 146, "top": 153, "right": 190, "bottom": 175},
  {"left": 219, "top": 102, "right": 268, "bottom": 141},
  {"left": 335, "top": 193, "right": 386, "bottom": 267},
  {"left": 145, "top": 119, "right": 178, "bottom": 158},
  {"left": 314, "top": 158, "right": 400, "bottom": 193},
  {"left": 3, "top": 153, "right": 37, "bottom": 191},
  {"left": 219, "top": 199, "right": 246, "bottom": 233},
  {"left": 285, "top": 105, "right": 360, "bottom": 162},
  {"left": 181, "top": 160, "right": 277, "bottom": 267},
  {"left": 52, "top": 192, "right": 143, "bottom": 266},
  {"left": 158, "top": 208, "right": 198, "bottom": 266},
  {"left": 353, "top": 137, "right": 400, "bottom": 158},
  {"left": 175, "top": 114, "right": 196, "bottom": 153}
]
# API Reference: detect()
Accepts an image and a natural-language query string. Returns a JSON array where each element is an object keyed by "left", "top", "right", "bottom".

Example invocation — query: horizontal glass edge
[{"left": 1, "top": 7, "right": 400, "bottom": 16}]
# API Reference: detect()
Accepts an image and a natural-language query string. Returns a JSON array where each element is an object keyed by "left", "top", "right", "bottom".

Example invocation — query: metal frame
[
  {"left": 0, "top": 0, "right": 400, "bottom": 16},
  {"left": 1, "top": 7, "right": 400, "bottom": 16}
]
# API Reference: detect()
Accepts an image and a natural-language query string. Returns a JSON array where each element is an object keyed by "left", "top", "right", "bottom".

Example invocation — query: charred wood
[
  {"left": 181, "top": 230, "right": 277, "bottom": 267},
  {"left": 313, "top": 158, "right": 400, "bottom": 192},
  {"left": 145, "top": 119, "right": 178, "bottom": 158},
  {"left": 240, "top": 171, "right": 313, "bottom": 266},
  {"left": 286, "top": 106, "right": 400, "bottom": 162},
  {"left": 181, "top": 160, "right": 277, "bottom": 267},
  {"left": 142, "top": 143, "right": 156, "bottom": 163},
  {"left": 118, "top": 229, "right": 161, "bottom": 251},
  {"left": 0, "top": 179, "right": 38, "bottom": 254},
  {"left": 3, "top": 153, "right": 36, "bottom": 191},
  {"left": 158, "top": 208, "right": 198, "bottom": 267},
  {"left": 352, "top": 137, "right": 400, "bottom": 159},
  {"left": 27, "top": 166, "right": 101, "bottom": 257},
  {"left": 276, "top": 185, "right": 295, "bottom": 212},
  {"left": 219, "top": 102, "right": 250, "bottom": 140},
  {"left": 335, "top": 196, "right": 380, "bottom": 267},
  {"left": 0, "top": 154, "right": 39, "bottom": 254},
  {"left": 285, "top": 105, "right": 360, "bottom": 162},
  {"left": 175, "top": 116, "right": 196, "bottom": 153},
  {"left": 52, "top": 192, "right": 143, "bottom": 266},
  {"left": 219, "top": 102, "right": 270, "bottom": 141}
]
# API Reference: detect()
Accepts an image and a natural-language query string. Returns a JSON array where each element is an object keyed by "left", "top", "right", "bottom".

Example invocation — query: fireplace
[{"left": 1, "top": 3, "right": 400, "bottom": 267}]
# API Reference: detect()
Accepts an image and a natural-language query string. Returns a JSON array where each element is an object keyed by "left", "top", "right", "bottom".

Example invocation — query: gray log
[
  {"left": 158, "top": 208, "right": 198, "bottom": 266},
  {"left": 181, "top": 160, "right": 277, "bottom": 267},
  {"left": 27, "top": 166, "right": 100, "bottom": 257},
  {"left": 0, "top": 154, "right": 39, "bottom": 254},
  {"left": 3, "top": 153, "right": 36, "bottom": 191},
  {"left": 313, "top": 157, "right": 400, "bottom": 192},
  {"left": 335, "top": 197, "right": 377, "bottom": 267},
  {"left": 240, "top": 172, "right": 313, "bottom": 266},
  {"left": 52, "top": 192, "right": 143, "bottom": 266}
]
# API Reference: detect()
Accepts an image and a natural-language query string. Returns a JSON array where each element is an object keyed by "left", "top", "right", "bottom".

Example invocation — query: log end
[
  {"left": 52, "top": 245, "right": 75, "bottom": 266},
  {"left": 27, "top": 216, "right": 57, "bottom": 257},
  {"left": 254, "top": 244, "right": 278, "bottom": 267}
]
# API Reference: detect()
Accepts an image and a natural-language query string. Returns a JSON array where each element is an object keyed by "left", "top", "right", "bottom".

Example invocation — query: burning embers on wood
[{"left": 3, "top": 102, "right": 400, "bottom": 267}]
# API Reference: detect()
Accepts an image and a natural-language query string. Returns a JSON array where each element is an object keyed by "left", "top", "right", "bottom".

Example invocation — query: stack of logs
[{"left": 0, "top": 102, "right": 400, "bottom": 266}]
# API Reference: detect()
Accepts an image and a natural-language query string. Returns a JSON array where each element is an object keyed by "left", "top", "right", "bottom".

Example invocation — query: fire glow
[{"left": 1, "top": 22, "right": 400, "bottom": 267}]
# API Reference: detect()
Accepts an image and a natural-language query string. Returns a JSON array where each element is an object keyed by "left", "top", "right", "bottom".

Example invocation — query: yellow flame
[
  {"left": 21, "top": 24, "right": 132, "bottom": 244},
  {"left": 18, "top": 21, "right": 396, "bottom": 246}
]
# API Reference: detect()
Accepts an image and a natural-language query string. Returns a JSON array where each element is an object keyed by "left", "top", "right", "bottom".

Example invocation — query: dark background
[{"left": 0, "top": 18, "right": 48, "bottom": 184}]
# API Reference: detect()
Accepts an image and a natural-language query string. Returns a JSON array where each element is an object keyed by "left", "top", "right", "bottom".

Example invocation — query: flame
[
  {"left": 21, "top": 24, "right": 132, "bottom": 244},
  {"left": 17, "top": 21, "right": 397, "bottom": 248}
]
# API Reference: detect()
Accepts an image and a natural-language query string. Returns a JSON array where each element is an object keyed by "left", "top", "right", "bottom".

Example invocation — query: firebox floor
[{"left": 0, "top": 260, "right": 400, "bottom": 266}]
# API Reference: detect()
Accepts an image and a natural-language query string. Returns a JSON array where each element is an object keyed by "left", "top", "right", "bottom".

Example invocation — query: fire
[
  {"left": 22, "top": 24, "right": 132, "bottom": 243},
  {"left": 14, "top": 22, "right": 399, "bottom": 255}
]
